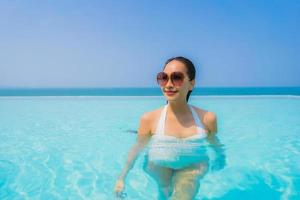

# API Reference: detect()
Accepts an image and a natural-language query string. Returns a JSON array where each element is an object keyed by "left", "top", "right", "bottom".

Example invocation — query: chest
[{"left": 151, "top": 113, "right": 208, "bottom": 138}]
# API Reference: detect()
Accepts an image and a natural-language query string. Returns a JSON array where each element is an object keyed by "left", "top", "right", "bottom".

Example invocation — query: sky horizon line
[{"left": 1, "top": 86, "right": 300, "bottom": 89}]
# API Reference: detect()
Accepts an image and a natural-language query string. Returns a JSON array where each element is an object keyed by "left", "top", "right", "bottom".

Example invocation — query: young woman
[{"left": 114, "top": 56, "right": 218, "bottom": 200}]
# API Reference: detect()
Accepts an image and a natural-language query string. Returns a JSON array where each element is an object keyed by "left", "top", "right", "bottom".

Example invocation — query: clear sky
[{"left": 0, "top": 0, "right": 299, "bottom": 88}]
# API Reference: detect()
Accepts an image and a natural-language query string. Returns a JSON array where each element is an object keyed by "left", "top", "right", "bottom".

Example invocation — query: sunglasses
[{"left": 156, "top": 71, "right": 185, "bottom": 87}]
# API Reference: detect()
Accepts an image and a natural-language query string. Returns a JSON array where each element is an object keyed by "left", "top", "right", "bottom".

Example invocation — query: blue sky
[{"left": 0, "top": 0, "right": 299, "bottom": 88}]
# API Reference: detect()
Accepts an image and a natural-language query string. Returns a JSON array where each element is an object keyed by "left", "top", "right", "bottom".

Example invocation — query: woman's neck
[{"left": 167, "top": 101, "right": 190, "bottom": 117}]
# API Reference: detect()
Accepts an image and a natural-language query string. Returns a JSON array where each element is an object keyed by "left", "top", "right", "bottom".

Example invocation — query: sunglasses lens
[
  {"left": 171, "top": 72, "right": 184, "bottom": 86},
  {"left": 157, "top": 72, "right": 168, "bottom": 86}
]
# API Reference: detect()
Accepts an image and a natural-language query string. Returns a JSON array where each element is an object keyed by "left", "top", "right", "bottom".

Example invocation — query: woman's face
[{"left": 162, "top": 60, "right": 195, "bottom": 102}]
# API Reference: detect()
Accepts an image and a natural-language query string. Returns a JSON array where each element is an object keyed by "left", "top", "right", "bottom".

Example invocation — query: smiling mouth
[
  {"left": 164, "top": 90, "right": 177, "bottom": 92},
  {"left": 165, "top": 91, "right": 177, "bottom": 95}
]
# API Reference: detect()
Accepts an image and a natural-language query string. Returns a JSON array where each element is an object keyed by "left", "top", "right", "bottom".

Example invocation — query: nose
[{"left": 165, "top": 77, "right": 174, "bottom": 88}]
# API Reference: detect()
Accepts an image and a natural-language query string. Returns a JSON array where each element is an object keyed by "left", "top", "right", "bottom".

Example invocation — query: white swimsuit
[{"left": 144, "top": 103, "right": 209, "bottom": 170}]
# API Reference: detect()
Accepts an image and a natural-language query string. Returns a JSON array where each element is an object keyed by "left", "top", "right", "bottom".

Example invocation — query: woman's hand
[
  {"left": 210, "top": 153, "right": 226, "bottom": 171},
  {"left": 114, "top": 179, "right": 126, "bottom": 198}
]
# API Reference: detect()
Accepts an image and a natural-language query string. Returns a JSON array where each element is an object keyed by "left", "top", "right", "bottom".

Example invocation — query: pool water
[{"left": 0, "top": 95, "right": 299, "bottom": 200}]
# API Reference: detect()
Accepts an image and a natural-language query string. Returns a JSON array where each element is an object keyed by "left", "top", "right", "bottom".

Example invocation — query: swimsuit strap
[
  {"left": 189, "top": 105, "right": 206, "bottom": 134},
  {"left": 155, "top": 104, "right": 205, "bottom": 135},
  {"left": 155, "top": 104, "right": 168, "bottom": 135}
]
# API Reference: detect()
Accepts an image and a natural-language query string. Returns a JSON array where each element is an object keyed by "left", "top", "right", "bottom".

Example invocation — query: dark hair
[{"left": 163, "top": 56, "right": 196, "bottom": 103}]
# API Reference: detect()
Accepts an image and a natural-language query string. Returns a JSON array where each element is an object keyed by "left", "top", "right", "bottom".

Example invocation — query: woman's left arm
[
  {"left": 204, "top": 112, "right": 218, "bottom": 135},
  {"left": 204, "top": 112, "right": 226, "bottom": 171}
]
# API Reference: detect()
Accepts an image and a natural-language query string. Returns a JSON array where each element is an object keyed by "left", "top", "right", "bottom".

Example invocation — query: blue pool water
[{"left": 0, "top": 95, "right": 300, "bottom": 199}]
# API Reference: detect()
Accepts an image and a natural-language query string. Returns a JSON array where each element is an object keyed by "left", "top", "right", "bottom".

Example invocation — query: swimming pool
[{"left": 0, "top": 95, "right": 299, "bottom": 199}]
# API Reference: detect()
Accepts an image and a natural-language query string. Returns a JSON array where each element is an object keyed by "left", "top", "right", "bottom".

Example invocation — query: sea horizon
[{"left": 0, "top": 86, "right": 299, "bottom": 96}]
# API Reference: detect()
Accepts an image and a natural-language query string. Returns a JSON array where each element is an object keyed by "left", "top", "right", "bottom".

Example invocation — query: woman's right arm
[{"left": 114, "top": 112, "right": 152, "bottom": 191}]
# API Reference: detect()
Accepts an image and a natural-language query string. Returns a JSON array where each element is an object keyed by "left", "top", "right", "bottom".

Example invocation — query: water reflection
[{"left": 206, "top": 134, "right": 226, "bottom": 172}]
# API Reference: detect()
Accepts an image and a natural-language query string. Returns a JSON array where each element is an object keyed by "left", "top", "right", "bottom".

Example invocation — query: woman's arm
[
  {"left": 117, "top": 112, "right": 152, "bottom": 181},
  {"left": 204, "top": 112, "right": 218, "bottom": 135},
  {"left": 204, "top": 112, "right": 226, "bottom": 170}
]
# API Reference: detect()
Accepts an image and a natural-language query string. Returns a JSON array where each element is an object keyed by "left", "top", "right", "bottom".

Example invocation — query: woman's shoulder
[
  {"left": 140, "top": 106, "right": 164, "bottom": 122},
  {"left": 139, "top": 106, "right": 165, "bottom": 134},
  {"left": 191, "top": 105, "right": 217, "bottom": 132}
]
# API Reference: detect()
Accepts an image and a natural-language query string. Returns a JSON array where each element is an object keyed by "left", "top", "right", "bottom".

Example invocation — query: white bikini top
[{"left": 154, "top": 103, "right": 208, "bottom": 140}]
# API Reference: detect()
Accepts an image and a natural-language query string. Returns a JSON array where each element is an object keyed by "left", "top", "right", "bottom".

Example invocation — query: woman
[{"left": 114, "top": 56, "right": 218, "bottom": 200}]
